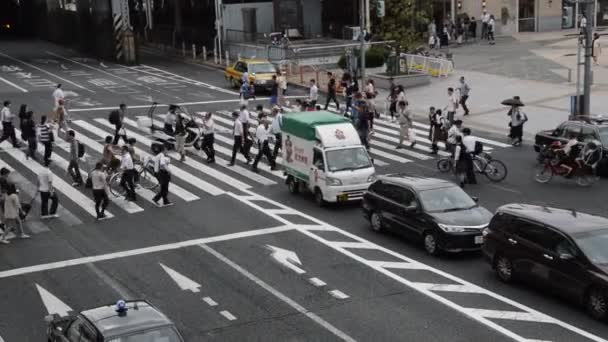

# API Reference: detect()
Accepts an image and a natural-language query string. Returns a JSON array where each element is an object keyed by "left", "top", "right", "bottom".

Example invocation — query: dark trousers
[
  {"left": 481, "top": 23, "right": 488, "bottom": 39},
  {"left": 346, "top": 97, "right": 353, "bottom": 114},
  {"left": 359, "top": 132, "right": 370, "bottom": 150},
  {"left": 324, "top": 93, "right": 339, "bottom": 110},
  {"left": 120, "top": 169, "right": 137, "bottom": 200},
  {"left": 253, "top": 141, "right": 276, "bottom": 169},
  {"left": 310, "top": 100, "right": 317, "bottom": 110},
  {"left": 231, "top": 136, "right": 249, "bottom": 164},
  {"left": 92, "top": 189, "right": 109, "bottom": 216},
  {"left": 460, "top": 95, "right": 470, "bottom": 115},
  {"left": 68, "top": 159, "right": 83, "bottom": 184},
  {"left": 113, "top": 123, "right": 126, "bottom": 145},
  {"left": 42, "top": 141, "right": 53, "bottom": 164},
  {"left": 0, "top": 122, "right": 18, "bottom": 147},
  {"left": 488, "top": 31, "right": 495, "bottom": 42},
  {"left": 464, "top": 153, "right": 477, "bottom": 184},
  {"left": 202, "top": 134, "right": 215, "bottom": 160},
  {"left": 40, "top": 191, "right": 58, "bottom": 216},
  {"left": 152, "top": 170, "right": 171, "bottom": 204},
  {"left": 447, "top": 111, "right": 456, "bottom": 125},
  {"left": 272, "top": 133, "right": 282, "bottom": 159},
  {"left": 27, "top": 136, "right": 37, "bottom": 159},
  {"left": 163, "top": 123, "right": 174, "bottom": 136},
  {"left": 510, "top": 124, "right": 524, "bottom": 142}
]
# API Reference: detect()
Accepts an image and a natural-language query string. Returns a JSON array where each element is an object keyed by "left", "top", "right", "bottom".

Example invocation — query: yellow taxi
[{"left": 225, "top": 58, "right": 279, "bottom": 92}]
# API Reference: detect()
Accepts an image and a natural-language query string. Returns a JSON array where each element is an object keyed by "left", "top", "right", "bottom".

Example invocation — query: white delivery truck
[{"left": 282, "top": 111, "right": 376, "bottom": 206}]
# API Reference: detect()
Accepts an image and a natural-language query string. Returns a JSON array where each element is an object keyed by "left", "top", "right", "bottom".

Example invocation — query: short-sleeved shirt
[{"left": 38, "top": 169, "right": 53, "bottom": 192}]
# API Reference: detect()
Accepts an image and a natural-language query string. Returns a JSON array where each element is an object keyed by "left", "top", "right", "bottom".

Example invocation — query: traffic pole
[
  {"left": 360, "top": 0, "right": 366, "bottom": 82},
  {"left": 582, "top": 0, "right": 594, "bottom": 116}
]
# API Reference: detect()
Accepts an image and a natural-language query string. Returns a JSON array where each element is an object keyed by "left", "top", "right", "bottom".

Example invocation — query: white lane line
[
  {"left": 367, "top": 261, "right": 428, "bottom": 270},
  {"left": 130, "top": 64, "right": 239, "bottom": 95},
  {"left": 202, "top": 297, "right": 218, "bottom": 307},
  {"left": 0, "top": 76, "right": 28, "bottom": 92},
  {"left": 219, "top": 310, "right": 238, "bottom": 321},
  {"left": 370, "top": 129, "right": 451, "bottom": 157},
  {"left": 330, "top": 241, "right": 376, "bottom": 249},
  {"left": 464, "top": 309, "right": 556, "bottom": 324},
  {"left": 0, "top": 141, "right": 113, "bottom": 219},
  {"left": 0, "top": 225, "right": 297, "bottom": 279},
  {"left": 119, "top": 117, "right": 251, "bottom": 191},
  {"left": 309, "top": 277, "right": 327, "bottom": 287},
  {"left": 45, "top": 51, "right": 142, "bottom": 86},
  {"left": 199, "top": 244, "right": 355, "bottom": 342},
  {"left": 0, "top": 51, "right": 95, "bottom": 93},
  {"left": 69, "top": 98, "right": 271, "bottom": 112},
  {"left": 266, "top": 209, "right": 295, "bottom": 215},
  {"left": 66, "top": 126, "right": 160, "bottom": 205},
  {"left": 413, "top": 283, "right": 485, "bottom": 294},
  {"left": 328, "top": 290, "right": 350, "bottom": 300}
]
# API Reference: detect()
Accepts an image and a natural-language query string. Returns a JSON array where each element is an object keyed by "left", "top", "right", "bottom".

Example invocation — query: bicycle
[
  {"left": 437, "top": 152, "right": 507, "bottom": 182},
  {"left": 108, "top": 160, "right": 159, "bottom": 197}
]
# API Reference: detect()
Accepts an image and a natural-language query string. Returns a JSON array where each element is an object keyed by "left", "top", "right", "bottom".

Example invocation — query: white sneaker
[
  {"left": 0, "top": 238, "right": 9, "bottom": 244},
  {"left": 20, "top": 234, "right": 31, "bottom": 239},
  {"left": 41, "top": 215, "right": 53, "bottom": 220},
  {"left": 4, "top": 232, "right": 16, "bottom": 240}
]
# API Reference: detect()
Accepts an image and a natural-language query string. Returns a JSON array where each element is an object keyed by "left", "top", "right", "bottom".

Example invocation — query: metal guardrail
[{"left": 401, "top": 54, "right": 454, "bottom": 78}]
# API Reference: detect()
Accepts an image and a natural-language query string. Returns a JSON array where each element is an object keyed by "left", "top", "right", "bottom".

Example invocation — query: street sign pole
[
  {"left": 360, "top": 0, "right": 366, "bottom": 81},
  {"left": 582, "top": 0, "right": 594, "bottom": 116}
]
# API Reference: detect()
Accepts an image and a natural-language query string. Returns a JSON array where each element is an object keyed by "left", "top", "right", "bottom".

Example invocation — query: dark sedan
[
  {"left": 483, "top": 204, "right": 608, "bottom": 321},
  {"left": 362, "top": 174, "right": 493, "bottom": 256}
]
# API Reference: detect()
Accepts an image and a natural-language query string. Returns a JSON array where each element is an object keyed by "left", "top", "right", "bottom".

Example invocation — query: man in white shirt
[
  {"left": 461, "top": 128, "right": 477, "bottom": 185},
  {"left": 229, "top": 111, "right": 251, "bottom": 166},
  {"left": 252, "top": 120, "right": 276, "bottom": 172},
  {"left": 239, "top": 105, "right": 251, "bottom": 135},
  {"left": 270, "top": 107, "right": 283, "bottom": 159},
  {"left": 0, "top": 100, "right": 19, "bottom": 148},
  {"left": 38, "top": 163, "right": 59, "bottom": 219},
  {"left": 309, "top": 79, "right": 319, "bottom": 109},
  {"left": 90, "top": 162, "right": 110, "bottom": 220},
  {"left": 164, "top": 105, "right": 177, "bottom": 136},
  {"left": 445, "top": 87, "right": 459, "bottom": 125},
  {"left": 152, "top": 146, "right": 172, "bottom": 207},
  {"left": 119, "top": 145, "right": 137, "bottom": 201},
  {"left": 481, "top": 10, "right": 490, "bottom": 40},
  {"left": 202, "top": 112, "right": 216, "bottom": 163},
  {"left": 52, "top": 84, "right": 65, "bottom": 110},
  {"left": 446, "top": 119, "right": 463, "bottom": 152}
]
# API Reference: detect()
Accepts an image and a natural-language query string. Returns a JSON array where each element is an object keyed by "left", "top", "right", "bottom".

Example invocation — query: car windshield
[
  {"left": 597, "top": 127, "right": 608, "bottom": 146},
  {"left": 326, "top": 147, "right": 372, "bottom": 172},
  {"left": 574, "top": 229, "right": 608, "bottom": 264},
  {"left": 250, "top": 63, "right": 277, "bottom": 74},
  {"left": 106, "top": 326, "right": 182, "bottom": 342},
  {"left": 418, "top": 186, "right": 476, "bottom": 213}
]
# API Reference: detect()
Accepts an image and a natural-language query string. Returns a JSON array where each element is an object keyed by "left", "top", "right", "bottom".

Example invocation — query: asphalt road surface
[{"left": 0, "top": 40, "right": 607, "bottom": 342}]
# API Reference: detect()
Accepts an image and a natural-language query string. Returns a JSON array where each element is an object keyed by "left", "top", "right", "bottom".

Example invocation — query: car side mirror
[
  {"left": 552, "top": 130, "right": 560, "bottom": 137},
  {"left": 471, "top": 196, "right": 479, "bottom": 203},
  {"left": 559, "top": 253, "right": 575, "bottom": 260},
  {"left": 404, "top": 204, "right": 418, "bottom": 213}
]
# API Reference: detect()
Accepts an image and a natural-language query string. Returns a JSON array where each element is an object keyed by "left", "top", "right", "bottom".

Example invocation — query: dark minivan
[
  {"left": 362, "top": 175, "right": 492, "bottom": 256},
  {"left": 483, "top": 204, "right": 608, "bottom": 321}
]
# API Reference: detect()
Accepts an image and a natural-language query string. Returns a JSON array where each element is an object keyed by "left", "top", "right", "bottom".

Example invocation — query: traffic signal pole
[
  {"left": 582, "top": 0, "right": 594, "bottom": 116},
  {"left": 360, "top": 0, "right": 366, "bottom": 81}
]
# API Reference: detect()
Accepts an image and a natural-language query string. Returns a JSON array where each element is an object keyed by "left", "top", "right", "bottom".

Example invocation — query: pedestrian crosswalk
[{"left": 0, "top": 104, "right": 511, "bottom": 235}]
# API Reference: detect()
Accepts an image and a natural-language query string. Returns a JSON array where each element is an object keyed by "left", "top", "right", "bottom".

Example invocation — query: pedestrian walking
[
  {"left": 593, "top": 33, "right": 602, "bottom": 66},
  {"left": 174, "top": 113, "right": 186, "bottom": 162},
  {"left": 430, "top": 109, "right": 446, "bottom": 154},
  {"left": 239, "top": 105, "right": 251, "bottom": 137},
  {"left": 462, "top": 128, "right": 477, "bottom": 184},
  {"left": 152, "top": 146, "right": 172, "bottom": 207},
  {"left": 55, "top": 99, "right": 70, "bottom": 140},
  {"left": 202, "top": 112, "right": 216, "bottom": 163},
  {"left": 0, "top": 100, "right": 19, "bottom": 148},
  {"left": 270, "top": 107, "right": 283, "bottom": 160},
  {"left": 269, "top": 74, "right": 279, "bottom": 108},
  {"left": 119, "top": 145, "right": 137, "bottom": 202},
  {"left": 507, "top": 100, "right": 528, "bottom": 146},
  {"left": 67, "top": 130, "right": 83, "bottom": 186},
  {"left": 446, "top": 119, "right": 463, "bottom": 153},
  {"left": 37, "top": 115, "right": 53, "bottom": 165},
  {"left": 229, "top": 111, "right": 251, "bottom": 166},
  {"left": 488, "top": 15, "right": 496, "bottom": 45},
  {"left": 309, "top": 79, "right": 319, "bottom": 109},
  {"left": 453, "top": 135, "right": 467, "bottom": 187},
  {"left": 18, "top": 104, "right": 27, "bottom": 128},
  {"left": 164, "top": 105, "right": 177, "bottom": 136},
  {"left": 102, "top": 136, "right": 119, "bottom": 172},
  {"left": 252, "top": 119, "right": 276, "bottom": 172},
  {"left": 387, "top": 86, "right": 398, "bottom": 121},
  {"left": 90, "top": 162, "right": 110, "bottom": 220},
  {"left": 458, "top": 77, "right": 471, "bottom": 116},
  {"left": 481, "top": 10, "right": 489, "bottom": 40},
  {"left": 469, "top": 17, "right": 477, "bottom": 39},
  {"left": 396, "top": 101, "right": 416, "bottom": 148},
  {"left": 345, "top": 78, "right": 358, "bottom": 114},
  {"left": 21, "top": 111, "right": 37, "bottom": 160},
  {"left": 38, "top": 162, "right": 59, "bottom": 219},
  {"left": 445, "top": 87, "right": 459, "bottom": 125},
  {"left": 0, "top": 167, "right": 12, "bottom": 237},
  {"left": 278, "top": 71, "right": 288, "bottom": 105},
  {"left": 52, "top": 84, "right": 65, "bottom": 110},
  {"left": 356, "top": 102, "right": 371, "bottom": 150},
  {"left": 324, "top": 77, "right": 340, "bottom": 110},
  {"left": 109, "top": 104, "right": 128, "bottom": 145},
  {"left": 3, "top": 184, "right": 30, "bottom": 240}
]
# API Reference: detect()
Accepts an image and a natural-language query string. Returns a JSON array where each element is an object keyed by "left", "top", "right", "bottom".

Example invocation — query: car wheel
[
  {"left": 314, "top": 188, "right": 325, "bottom": 207},
  {"left": 494, "top": 255, "right": 514, "bottom": 283},
  {"left": 586, "top": 288, "right": 608, "bottom": 321},
  {"left": 286, "top": 176, "right": 299, "bottom": 194},
  {"left": 370, "top": 211, "right": 384, "bottom": 232},
  {"left": 423, "top": 232, "right": 440, "bottom": 256}
]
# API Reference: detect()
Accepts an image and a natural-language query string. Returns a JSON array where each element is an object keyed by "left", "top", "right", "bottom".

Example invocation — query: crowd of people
[{"left": 428, "top": 11, "right": 496, "bottom": 49}]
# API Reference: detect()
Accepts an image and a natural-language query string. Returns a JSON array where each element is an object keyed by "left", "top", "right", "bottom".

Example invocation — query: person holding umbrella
[{"left": 502, "top": 96, "right": 528, "bottom": 147}]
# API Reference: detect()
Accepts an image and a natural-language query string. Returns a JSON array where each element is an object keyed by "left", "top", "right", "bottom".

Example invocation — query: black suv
[
  {"left": 482, "top": 204, "right": 608, "bottom": 320},
  {"left": 362, "top": 174, "right": 492, "bottom": 256},
  {"left": 534, "top": 116, "right": 608, "bottom": 174}
]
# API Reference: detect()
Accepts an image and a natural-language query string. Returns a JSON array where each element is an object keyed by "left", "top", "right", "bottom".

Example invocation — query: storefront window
[{"left": 563, "top": 2, "right": 575, "bottom": 28}]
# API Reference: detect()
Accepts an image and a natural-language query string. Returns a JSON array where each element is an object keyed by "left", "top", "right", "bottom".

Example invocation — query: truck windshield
[
  {"left": 326, "top": 147, "right": 372, "bottom": 172},
  {"left": 107, "top": 326, "right": 183, "bottom": 342}
]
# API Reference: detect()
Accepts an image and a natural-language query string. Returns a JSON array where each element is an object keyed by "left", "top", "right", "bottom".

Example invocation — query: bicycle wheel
[
  {"left": 437, "top": 158, "right": 453, "bottom": 173},
  {"left": 139, "top": 166, "right": 159, "bottom": 190},
  {"left": 473, "top": 157, "right": 485, "bottom": 174},
  {"left": 484, "top": 160, "right": 508, "bottom": 182},
  {"left": 109, "top": 173, "right": 126, "bottom": 197},
  {"left": 534, "top": 164, "right": 553, "bottom": 184}
]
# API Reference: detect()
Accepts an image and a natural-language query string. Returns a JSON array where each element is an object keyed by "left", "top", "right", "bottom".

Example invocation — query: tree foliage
[{"left": 373, "top": 0, "right": 432, "bottom": 51}]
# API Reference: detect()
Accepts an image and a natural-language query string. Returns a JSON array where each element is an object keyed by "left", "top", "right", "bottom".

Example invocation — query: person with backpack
[
  {"left": 109, "top": 104, "right": 127, "bottom": 145},
  {"left": 461, "top": 127, "right": 478, "bottom": 185},
  {"left": 21, "top": 111, "right": 37, "bottom": 160},
  {"left": 67, "top": 130, "right": 84, "bottom": 187},
  {"left": 37, "top": 115, "right": 53, "bottom": 166}
]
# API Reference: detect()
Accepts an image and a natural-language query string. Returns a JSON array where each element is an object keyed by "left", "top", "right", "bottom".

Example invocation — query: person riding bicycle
[
  {"left": 576, "top": 140, "right": 602, "bottom": 171},
  {"left": 554, "top": 133, "right": 581, "bottom": 176},
  {"left": 102, "top": 135, "right": 121, "bottom": 173}
]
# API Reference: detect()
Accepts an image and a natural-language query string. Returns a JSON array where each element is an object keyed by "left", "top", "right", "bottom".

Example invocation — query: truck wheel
[
  {"left": 287, "top": 176, "right": 299, "bottom": 194},
  {"left": 314, "top": 188, "right": 325, "bottom": 207}
]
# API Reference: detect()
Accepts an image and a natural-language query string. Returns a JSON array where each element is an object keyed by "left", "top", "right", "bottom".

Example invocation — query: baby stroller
[{"left": 137, "top": 103, "right": 203, "bottom": 151}]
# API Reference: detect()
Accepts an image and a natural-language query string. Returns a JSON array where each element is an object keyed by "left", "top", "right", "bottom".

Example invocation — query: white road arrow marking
[
  {"left": 159, "top": 263, "right": 201, "bottom": 293},
  {"left": 266, "top": 245, "right": 306, "bottom": 275},
  {"left": 35, "top": 283, "right": 73, "bottom": 316},
  {"left": 60, "top": 64, "right": 68, "bottom": 70}
]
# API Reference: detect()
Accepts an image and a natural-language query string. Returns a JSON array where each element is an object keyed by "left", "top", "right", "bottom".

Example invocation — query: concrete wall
[
  {"left": 223, "top": 2, "right": 274, "bottom": 34},
  {"left": 463, "top": 0, "right": 564, "bottom": 33},
  {"left": 302, "top": 0, "right": 322, "bottom": 37},
  {"left": 538, "top": 0, "right": 563, "bottom": 31}
]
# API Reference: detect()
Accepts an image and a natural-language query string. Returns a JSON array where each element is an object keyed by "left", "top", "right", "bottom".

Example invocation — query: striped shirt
[{"left": 38, "top": 123, "right": 51, "bottom": 142}]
